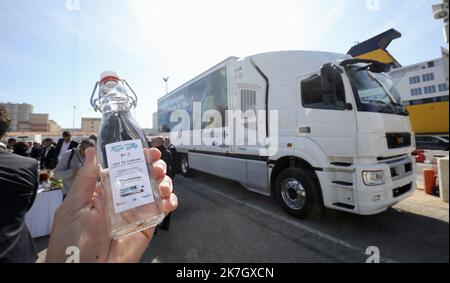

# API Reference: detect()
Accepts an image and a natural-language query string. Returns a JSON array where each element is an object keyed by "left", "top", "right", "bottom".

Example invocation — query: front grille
[
  {"left": 386, "top": 133, "right": 411, "bottom": 149},
  {"left": 390, "top": 161, "right": 413, "bottom": 179},
  {"left": 405, "top": 162, "right": 413, "bottom": 173},
  {"left": 393, "top": 183, "right": 412, "bottom": 198}
]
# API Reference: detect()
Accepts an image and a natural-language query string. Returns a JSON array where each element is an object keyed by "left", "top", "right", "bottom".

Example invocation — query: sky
[{"left": 0, "top": 0, "right": 448, "bottom": 129}]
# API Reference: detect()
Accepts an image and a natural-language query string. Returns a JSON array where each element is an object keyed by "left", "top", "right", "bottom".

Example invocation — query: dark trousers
[{"left": 161, "top": 212, "right": 171, "bottom": 229}]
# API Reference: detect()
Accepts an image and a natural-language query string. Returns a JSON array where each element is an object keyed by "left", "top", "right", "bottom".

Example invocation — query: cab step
[{"left": 332, "top": 181, "right": 353, "bottom": 187}]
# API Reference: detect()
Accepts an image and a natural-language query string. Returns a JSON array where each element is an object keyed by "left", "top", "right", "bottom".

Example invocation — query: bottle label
[{"left": 105, "top": 139, "right": 155, "bottom": 213}]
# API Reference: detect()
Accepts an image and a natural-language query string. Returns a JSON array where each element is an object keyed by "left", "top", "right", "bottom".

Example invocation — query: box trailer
[{"left": 157, "top": 51, "right": 416, "bottom": 217}]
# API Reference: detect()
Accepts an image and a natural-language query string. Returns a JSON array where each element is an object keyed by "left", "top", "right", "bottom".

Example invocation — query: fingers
[
  {"left": 144, "top": 148, "right": 166, "bottom": 180},
  {"left": 152, "top": 160, "right": 166, "bottom": 180},
  {"left": 153, "top": 159, "right": 176, "bottom": 213},
  {"left": 161, "top": 193, "right": 178, "bottom": 214},
  {"left": 144, "top": 148, "right": 161, "bottom": 164},
  {"left": 65, "top": 148, "right": 100, "bottom": 204},
  {"left": 91, "top": 183, "right": 104, "bottom": 211},
  {"left": 158, "top": 175, "right": 173, "bottom": 198},
  {"left": 148, "top": 148, "right": 161, "bottom": 163},
  {"left": 94, "top": 182, "right": 103, "bottom": 199}
]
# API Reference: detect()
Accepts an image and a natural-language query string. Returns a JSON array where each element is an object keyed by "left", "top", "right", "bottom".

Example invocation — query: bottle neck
[
  {"left": 100, "top": 98, "right": 130, "bottom": 113},
  {"left": 99, "top": 80, "right": 131, "bottom": 113}
]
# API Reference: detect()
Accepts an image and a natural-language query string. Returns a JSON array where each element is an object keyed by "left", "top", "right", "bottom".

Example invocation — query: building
[
  {"left": 443, "top": 47, "right": 449, "bottom": 83},
  {"left": 389, "top": 53, "right": 449, "bottom": 134},
  {"left": 17, "top": 113, "right": 50, "bottom": 132},
  {"left": 0, "top": 103, "right": 33, "bottom": 131},
  {"left": 0, "top": 102, "right": 61, "bottom": 133},
  {"left": 81, "top": 117, "right": 101, "bottom": 133},
  {"left": 29, "top": 113, "right": 49, "bottom": 132},
  {"left": 49, "top": 120, "right": 62, "bottom": 133},
  {"left": 17, "top": 121, "right": 32, "bottom": 132}
]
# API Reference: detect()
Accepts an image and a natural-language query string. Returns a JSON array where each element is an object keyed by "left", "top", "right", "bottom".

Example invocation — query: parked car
[{"left": 415, "top": 135, "right": 449, "bottom": 151}]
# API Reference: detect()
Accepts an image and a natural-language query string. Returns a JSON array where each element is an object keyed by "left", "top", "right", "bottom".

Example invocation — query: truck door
[{"left": 297, "top": 72, "right": 358, "bottom": 158}]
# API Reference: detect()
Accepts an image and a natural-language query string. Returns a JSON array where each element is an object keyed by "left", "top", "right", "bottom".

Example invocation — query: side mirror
[{"left": 320, "top": 63, "right": 342, "bottom": 105}]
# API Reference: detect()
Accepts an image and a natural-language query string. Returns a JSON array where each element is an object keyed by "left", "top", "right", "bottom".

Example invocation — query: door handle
[{"left": 299, "top": 127, "right": 311, "bottom": 134}]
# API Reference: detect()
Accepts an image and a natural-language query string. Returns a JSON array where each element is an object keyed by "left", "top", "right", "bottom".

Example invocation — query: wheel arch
[{"left": 269, "top": 156, "right": 323, "bottom": 204}]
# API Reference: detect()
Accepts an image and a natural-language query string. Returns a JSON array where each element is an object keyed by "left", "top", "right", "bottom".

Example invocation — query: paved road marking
[{"left": 180, "top": 176, "right": 398, "bottom": 263}]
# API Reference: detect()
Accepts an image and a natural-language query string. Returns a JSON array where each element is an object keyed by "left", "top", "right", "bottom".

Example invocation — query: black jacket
[
  {"left": 41, "top": 146, "right": 58, "bottom": 170},
  {"left": 0, "top": 146, "right": 39, "bottom": 263},
  {"left": 55, "top": 139, "right": 79, "bottom": 159},
  {"left": 29, "top": 144, "right": 42, "bottom": 161},
  {"left": 167, "top": 144, "right": 179, "bottom": 176}
]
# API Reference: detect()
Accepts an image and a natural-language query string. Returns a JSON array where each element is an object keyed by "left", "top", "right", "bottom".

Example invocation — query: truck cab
[{"left": 240, "top": 51, "right": 416, "bottom": 216}]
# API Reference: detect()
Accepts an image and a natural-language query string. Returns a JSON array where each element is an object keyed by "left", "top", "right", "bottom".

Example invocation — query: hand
[{"left": 45, "top": 148, "right": 178, "bottom": 263}]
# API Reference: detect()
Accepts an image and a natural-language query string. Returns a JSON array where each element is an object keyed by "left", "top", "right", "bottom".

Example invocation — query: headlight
[{"left": 362, "top": 170, "right": 385, "bottom": 186}]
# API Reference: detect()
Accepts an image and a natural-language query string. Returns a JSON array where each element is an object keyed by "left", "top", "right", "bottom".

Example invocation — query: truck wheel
[
  {"left": 275, "top": 168, "right": 323, "bottom": 218},
  {"left": 180, "top": 154, "right": 193, "bottom": 177}
]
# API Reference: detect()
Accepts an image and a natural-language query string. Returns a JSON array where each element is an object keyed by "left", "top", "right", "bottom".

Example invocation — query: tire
[
  {"left": 275, "top": 168, "right": 323, "bottom": 218},
  {"left": 179, "top": 154, "right": 194, "bottom": 177}
]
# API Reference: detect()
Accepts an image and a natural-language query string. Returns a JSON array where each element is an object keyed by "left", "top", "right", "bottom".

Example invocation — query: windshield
[
  {"left": 346, "top": 65, "right": 408, "bottom": 116},
  {"left": 372, "top": 73, "right": 402, "bottom": 104}
]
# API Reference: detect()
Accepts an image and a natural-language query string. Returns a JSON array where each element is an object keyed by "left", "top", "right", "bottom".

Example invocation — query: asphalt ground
[
  {"left": 34, "top": 172, "right": 449, "bottom": 263},
  {"left": 140, "top": 172, "right": 449, "bottom": 263}
]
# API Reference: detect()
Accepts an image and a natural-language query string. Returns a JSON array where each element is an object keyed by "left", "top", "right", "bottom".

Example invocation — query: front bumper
[{"left": 355, "top": 156, "right": 416, "bottom": 215}]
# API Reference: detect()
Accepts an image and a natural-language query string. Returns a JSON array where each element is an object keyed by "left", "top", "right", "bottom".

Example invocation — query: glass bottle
[{"left": 90, "top": 71, "right": 164, "bottom": 239}]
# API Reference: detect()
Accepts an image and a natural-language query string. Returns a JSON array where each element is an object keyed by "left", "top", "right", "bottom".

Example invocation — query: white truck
[{"left": 157, "top": 51, "right": 416, "bottom": 218}]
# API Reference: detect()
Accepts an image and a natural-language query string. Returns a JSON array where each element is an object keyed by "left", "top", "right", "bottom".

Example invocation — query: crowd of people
[
  {"left": 0, "top": 106, "right": 178, "bottom": 263},
  {"left": 5, "top": 133, "right": 82, "bottom": 168}
]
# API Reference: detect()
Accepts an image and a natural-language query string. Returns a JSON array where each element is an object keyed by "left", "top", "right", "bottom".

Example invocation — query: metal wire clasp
[{"left": 90, "top": 79, "right": 138, "bottom": 112}]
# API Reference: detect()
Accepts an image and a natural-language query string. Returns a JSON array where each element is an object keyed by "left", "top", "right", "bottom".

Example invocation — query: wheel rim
[
  {"left": 181, "top": 158, "right": 189, "bottom": 174},
  {"left": 281, "top": 178, "right": 306, "bottom": 210}
]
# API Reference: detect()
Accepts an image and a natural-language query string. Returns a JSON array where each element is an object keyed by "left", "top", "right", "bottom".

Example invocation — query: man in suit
[
  {"left": 164, "top": 137, "right": 179, "bottom": 176},
  {"left": 55, "top": 131, "right": 79, "bottom": 160},
  {"left": 0, "top": 106, "right": 39, "bottom": 263},
  {"left": 26, "top": 141, "right": 42, "bottom": 161},
  {"left": 6, "top": 138, "right": 16, "bottom": 152},
  {"left": 41, "top": 138, "right": 58, "bottom": 170}
]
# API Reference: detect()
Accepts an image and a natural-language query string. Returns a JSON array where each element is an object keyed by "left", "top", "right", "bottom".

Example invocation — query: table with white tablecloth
[{"left": 25, "top": 189, "right": 63, "bottom": 238}]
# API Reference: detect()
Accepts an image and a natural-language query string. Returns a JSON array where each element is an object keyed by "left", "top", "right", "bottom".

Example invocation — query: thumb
[{"left": 65, "top": 148, "right": 100, "bottom": 203}]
